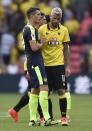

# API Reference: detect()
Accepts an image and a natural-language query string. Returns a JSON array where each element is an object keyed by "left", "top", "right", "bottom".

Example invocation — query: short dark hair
[
  {"left": 41, "top": 12, "right": 45, "bottom": 17},
  {"left": 46, "top": 15, "right": 50, "bottom": 23},
  {"left": 27, "top": 7, "right": 40, "bottom": 18}
]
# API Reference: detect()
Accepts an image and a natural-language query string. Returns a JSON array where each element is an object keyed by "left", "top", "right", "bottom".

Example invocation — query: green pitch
[{"left": 0, "top": 94, "right": 92, "bottom": 131}]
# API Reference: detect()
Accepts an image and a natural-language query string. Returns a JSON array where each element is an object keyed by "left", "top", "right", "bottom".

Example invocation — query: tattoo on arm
[{"left": 63, "top": 42, "right": 70, "bottom": 67}]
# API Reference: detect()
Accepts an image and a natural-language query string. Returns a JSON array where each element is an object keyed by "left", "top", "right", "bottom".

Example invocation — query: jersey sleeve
[
  {"left": 23, "top": 26, "right": 32, "bottom": 42},
  {"left": 63, "top": 28, "right": 70, "bottom": 43},
  {"left": 38, "top": 25, "right": 43, "bottom": 36}
]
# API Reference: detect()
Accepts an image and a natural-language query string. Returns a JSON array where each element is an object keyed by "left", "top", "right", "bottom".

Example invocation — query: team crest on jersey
[
  {"left": 46, "top": 32, "right": 49, "bottom": 35},
  {"left": 58, "top": 32, "right": 61, "bottom": 35},
  {"left": 48, "top": 38, "right": 59, "bottom": 45}
]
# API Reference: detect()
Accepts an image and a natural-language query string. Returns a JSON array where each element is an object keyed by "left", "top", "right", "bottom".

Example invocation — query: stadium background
[
  {"left": 0, "top": 0, "right": 92, "bottom": 94},
  {"left": 0, "top": 1, "right": 92, "bottom": 131}
]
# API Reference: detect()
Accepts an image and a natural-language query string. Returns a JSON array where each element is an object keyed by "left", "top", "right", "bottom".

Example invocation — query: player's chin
[
  {"left": 53, "top": 23, "right": 58, "bottom": 27},
  {"left": 37, "top": 19, "right": 41, "bottom": 24}
]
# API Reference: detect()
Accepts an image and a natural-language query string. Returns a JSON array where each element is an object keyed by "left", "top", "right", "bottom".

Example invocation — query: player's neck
[
  {"left": 49, "top": 22, "right": 58, "bottom": 29},
  {"left": 28, "top": 20, "right": 38, "bottom": 29}
]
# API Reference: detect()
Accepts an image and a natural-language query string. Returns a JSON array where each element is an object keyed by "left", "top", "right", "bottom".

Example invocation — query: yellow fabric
[
  {"left": 88, "top": 49, "right": 92, "bottom": 64},
  {"left": 34, "top": 66, "right": 43, "bottom": 85},
  {"left": 24, "top": 58, "right": 27, "bottom": 71},
  {"left": 29, "top": 94, "right": 38, "bottom": 121},
  {"left": 38, "top": 3, "right": 52, "bottom": 15},
  {"left": 61, "top": 0, "right": 69, "bottom": 9},
  {"left": 64, "top": 20, "right": 80, "bottom": 34},
  {"left": 0, "top": 6, "right": 4, "bottom": 17},
  {"left": 9, "top": 3, "right": 18, "bottom": 11},
  {"left": 17, "top": 32, "right": 24, "bottom": 51},
  {"left": 39, "top": 91, "right": 50, "bottom": 120},
  {"left": 59, "top": 94, "right": 66, "bottom": 99},
  {"left": 24, "top": 61, "right": 44, "bottom": 85},
  {"left": 65, "top": 92, "right": 71, "bottom": 110},
  {"left": 10, "top": 47, "right": 18, "bottom": 63},
  {"left": 39, "top": 24, "right": 70, "bottom": 66},
  {"left": 20, "top": 0, "right": 35, "bottom": 14}
]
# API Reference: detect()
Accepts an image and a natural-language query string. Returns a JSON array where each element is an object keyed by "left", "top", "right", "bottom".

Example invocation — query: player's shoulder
[
  {"left": 23, "top": 25, "right": 30, "bottom": 33},
  {"left": 23, "top": 24, "right": 34, "bottom": 35},
  {"left": 39, "top": 24, "right": 48, "bottom": 30},
  {"left": 60, "top": 24, "right": 68, "bottom": 32}
]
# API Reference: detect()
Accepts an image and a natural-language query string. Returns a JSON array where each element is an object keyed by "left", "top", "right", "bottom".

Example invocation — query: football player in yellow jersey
[{"left": 39, "top": 7, "right": 71, "bottom": 126}]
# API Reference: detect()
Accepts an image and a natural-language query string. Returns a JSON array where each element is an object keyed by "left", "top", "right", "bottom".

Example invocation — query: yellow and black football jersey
[{"left": 39, "top": 24, "right": 70, "bottom": 66}]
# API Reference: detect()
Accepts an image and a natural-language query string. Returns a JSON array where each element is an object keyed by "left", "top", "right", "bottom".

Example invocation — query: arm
[
  {"left": 23, "top": 26, "right": 45, "bottom": 52},
  {"left": 29, "top": 39, "right": 44, "bottom": 52},
  {"left": 63, "top": 27, "right": 70, "bottom": 76},
  {"left": 64, "top": 43, "right": 70, "bottom": 67},
  {"left": 63, "top": 42, "right": 70, "bottom": 77},
  {"left": 29, "top": 27, "right": 45, "bottom": 51}
]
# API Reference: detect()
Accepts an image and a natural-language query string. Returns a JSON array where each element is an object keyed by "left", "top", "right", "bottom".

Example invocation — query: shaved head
[
  {"left": 51, "top": 7, "right": 62, "bottom": 18},
  {"left": 49, "top": 8, "right": 62, "bottom": 28}
]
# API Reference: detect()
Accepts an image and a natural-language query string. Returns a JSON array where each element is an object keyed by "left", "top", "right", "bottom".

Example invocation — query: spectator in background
[
  {"left": 1, "top": 0, "right": 12, "bottom": 7},
  {"left": 9, "top": 4, "right": 25, "bottom": 38},
  {"left": 2, "top": 0, "right": 17, "bottom": 26},
  {"left": 0, "top": 30, "right": 15, "bottom": 73},
  {"left": 0, "top": 7, "right": 8, "bottom": 41},
  {"left": 74, "top": 74, "right": 91, "bottom": 94},
  {"left": 7, "top": 58, "right": 19, "bottom": 75},
  {"left": 88, "top": 48, "right": 92, "bottom": 74},
  {"left": 70, "top": 0, "right": 88, "bottom": 21},
  {"left": 17, "top": 32, "right": 25, "bottom": 63},
  {"left": 63, "top": 5, "right": 74, "bottom": 21},
  {"left": 74, "top": 44, "right": 92, "bottom": 94},
  {"left": 48, "top": 0, "right": 60, "bottom": 8},
  {"left": 38, "top": 0, "right": 52, "bottom": 15},
  {"left": 64, "top": 9, "right": 80, "bottom": 44},
  {"left": 80, "top": 44, "right": 92, "bottom": 75},
  {"left": 20, "top": 0, "right": 36, "bottom": 14},
  {"left": 3, "top": 2, "right": 25, "bottom": 38},
  {"left": 61, "top": 0, "right": 70, "bottom": 9},
  {"left": 78, "top": 9, "right": 92, "bottom": 44}
]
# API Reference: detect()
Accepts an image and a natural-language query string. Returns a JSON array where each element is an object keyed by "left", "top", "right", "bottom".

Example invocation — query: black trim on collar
[
  {"left": 47, "top": 24, "right": 50, "bottom": 30},
  {"left": 58, "top": 25, "right": 60, "bottom": 29},
  {"left": 47, "top": 23, "right": 60, "bottom": 30}
]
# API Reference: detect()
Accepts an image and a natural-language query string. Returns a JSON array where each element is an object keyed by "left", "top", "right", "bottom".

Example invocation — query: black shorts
[
  {"left": 27, "top": 63, "right": 48, "bottom": 88},
  {"left": 45, "top": 65, "right": 67, "bottom": 91}
]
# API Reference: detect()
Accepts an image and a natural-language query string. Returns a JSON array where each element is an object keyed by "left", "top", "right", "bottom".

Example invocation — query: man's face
[
  {"left": 40, "top": 16, "right": 47, "bottom": 26},
  {"left": 50, "top": 13, "right": 61, "bottom": 28},
  {"left": 32, "top": 10, "right": 41, "bottom": 23}
]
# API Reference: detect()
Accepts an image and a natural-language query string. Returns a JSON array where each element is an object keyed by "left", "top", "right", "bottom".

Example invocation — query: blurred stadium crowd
[{"left": 0, "top": 0, "right": 92, "bottom": 75}]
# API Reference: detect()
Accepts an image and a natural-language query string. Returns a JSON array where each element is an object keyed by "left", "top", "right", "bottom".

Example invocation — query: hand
[
  {"left": 40, "top": 37, "right": 46, "bottom": 44},
  {"left": 65, "top": 66, "right": 70, "bottom": 77},
  {"left": 25, "top": 72, "right": 30, "bottom": 80}
]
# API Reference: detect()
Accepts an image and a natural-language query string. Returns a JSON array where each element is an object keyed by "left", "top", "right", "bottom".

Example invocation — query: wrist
[{"left": 65, "top": 65, "right": 70, "bottom": 69}]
